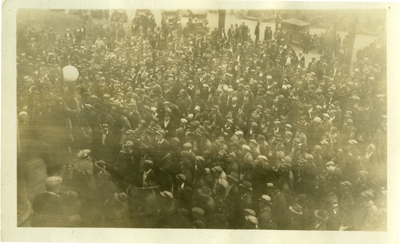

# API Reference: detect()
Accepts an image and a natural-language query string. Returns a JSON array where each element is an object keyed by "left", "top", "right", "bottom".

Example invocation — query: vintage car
[
  {"left": 235, "top": 10, "right": 275, "bottom": 22},
  {"left": 280, "top": 18, "right": 310, "bottom": 45},
  {"left": 162, "top": 10, "right": 182, "bottom": 29}
]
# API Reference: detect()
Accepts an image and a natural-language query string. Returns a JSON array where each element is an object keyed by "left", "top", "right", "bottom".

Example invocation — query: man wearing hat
[
  {"left": 242, "top": 144, "right": 254, "bottom": 166},
  {"left": 287, "top": 204, "right": 303, "bottom": 230},
  {"left": 115, "top": 140, "right": 135, "bottom": 174},
  {"left": 256, "top": 135, "right": 269, "bottom": 156},
  {"left": 321, "top": 113, "right": 333, "bottom": 132},
  {"left": 258, "top": 195, "right": 277, "bottom": 229},
  {"left": 92, "top": 123, "right": 115, "bottom": 164},
  {"left": 195, "top": 186, "right": 216, "bottom": 216},
  {"left": 193, "top": 106, "right": 204, "bottom": 122},
  {"left": 161, "top": 113, "right": 176, "bottom": 138},
  {"left": 246, "top": 121, "right": 261, "bottom": 140},
  {"left": 142, "top": 160, "right": 157, "bottom": 187},
  {"left": 209, "top": 105, "right": 224, "bottom": 129},
  {"left": 283, "top": 130, "right": 294, "bottom": 154},
  {"left": 173, "top": 174, "right": 194, "bottom": 210},
  {"left": 239, "top": 181, "right": 254, "bottom": 210},
  {"left": 154, "top": 129, "right": 171, "bottom": 156}
]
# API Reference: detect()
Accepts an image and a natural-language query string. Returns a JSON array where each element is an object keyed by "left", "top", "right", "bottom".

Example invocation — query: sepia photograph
[{"left": 2, "top": 0, "right": 400, "bottom": 243}]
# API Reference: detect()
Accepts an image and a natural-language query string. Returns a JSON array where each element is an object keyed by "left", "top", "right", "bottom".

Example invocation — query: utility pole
[
  {"left": 218, "top": 10, "right": 226, "bottom": 31},
  {"left": 346, "top": 16, "right": 358, "bottom": 73}
]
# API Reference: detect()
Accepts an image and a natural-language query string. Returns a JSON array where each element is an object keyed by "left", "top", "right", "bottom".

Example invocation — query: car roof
[{"left": 281, "top": 19, "right": 310, "bottom": 27}]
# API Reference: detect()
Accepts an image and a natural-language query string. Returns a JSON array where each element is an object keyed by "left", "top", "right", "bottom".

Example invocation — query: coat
[
  {"left": 92, "top": 130, "right": 116, "bottom": 163},
  {"left": 258, "top": 206, "right": 277, "bottom": 229},
  {"left": 32, "top": 192, "right": 67, "bottom": 227}
]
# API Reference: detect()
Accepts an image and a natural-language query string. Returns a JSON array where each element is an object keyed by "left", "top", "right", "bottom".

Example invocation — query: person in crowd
[
  {"left": 21, "top": 11, "right": 387, "bottom": 230},
  {"left": 32, "top": 176, "right": 81, "bottom": 227}
]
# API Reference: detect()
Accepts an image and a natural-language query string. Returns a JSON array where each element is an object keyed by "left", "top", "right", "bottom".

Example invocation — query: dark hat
[
  {"left": 239, "top": 181, "right": 253, "bottom": 191},
  {"left": 198, "top": 186, "right": 212, "bottom": 197}
]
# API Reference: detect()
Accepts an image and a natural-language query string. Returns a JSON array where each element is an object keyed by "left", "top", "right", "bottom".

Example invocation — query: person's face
[
  {"left": 67, "top": 165, "right": 73, "bottom": 173},
  {"left": 19, "top": 114, "right": 29, "bottom": 123}
]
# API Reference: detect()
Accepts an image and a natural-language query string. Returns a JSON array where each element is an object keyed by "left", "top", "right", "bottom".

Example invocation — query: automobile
[
  {"left": 235, "top": 10, "right": 276, "bottom": 22},
  {"left": 309, "top": 15, "right": 347, "bottom": 31},
  {"left": 162, "top": 10, "right": 182, "bottom": 29},
  {"left": 280, "top": 19, "right": 310, "bottom": 46}
]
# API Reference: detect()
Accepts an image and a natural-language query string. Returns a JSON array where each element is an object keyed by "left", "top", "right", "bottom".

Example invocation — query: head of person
[{"left": 45, "top": 176, "right": 62, "bottom": 194}]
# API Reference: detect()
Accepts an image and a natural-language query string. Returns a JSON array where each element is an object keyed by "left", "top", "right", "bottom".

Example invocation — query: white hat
[
  {"left": 235, "top": 131, "right": 244, "bottom": 136},
  {"left": 260, "top": 195, "right": 272, "bottom": 202},
  {"left": 348, "top": 139, "right": 358, "bottom": 145},
  {"left": 314, "top": 117, "right": 322, "bottom": 123},
  {"left": 242, "top": 145, "right": 251, "bottom": 151},
  {"left": 160, "top": 191, "right": 173, "bottom": 199},
  {"left": 258, "top": 155, "right": 268, "bottom": 162}
]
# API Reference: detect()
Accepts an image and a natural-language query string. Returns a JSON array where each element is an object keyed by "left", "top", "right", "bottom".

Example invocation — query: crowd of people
[{"left": 17, "top": 10, "right": 387, "bottom": 230}]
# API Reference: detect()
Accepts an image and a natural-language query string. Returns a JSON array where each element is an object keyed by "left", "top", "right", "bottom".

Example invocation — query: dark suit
[
  {"left": 160, "top": 119, "right": 176, "bottom": 138},
  {"left": 210, "top": 112, "right": 224, "bottom": 128},
  {"left": 271, "top": 192, "right": 288, "bottom": 229},
  {"left": 32, "top": 192, "right": 67, "bottom": 227},
  {"left": 259, "top": 206, "right": 277, "bottom": 229},
  {"left": 92, "top": 130, "right": 115, "bottom": 163}
]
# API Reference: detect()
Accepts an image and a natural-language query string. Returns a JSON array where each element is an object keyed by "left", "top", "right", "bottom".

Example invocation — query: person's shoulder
[{"left": 34, "top": 192, "right": 61, "bottom": 205}]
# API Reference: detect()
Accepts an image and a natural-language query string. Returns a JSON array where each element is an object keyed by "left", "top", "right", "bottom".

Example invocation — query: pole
[
  {"left": 218, "top": 10, "right": 226, "bottom": 31},
  {"left": 346, "top": 16, "right": 358, "bottom": 73}
]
